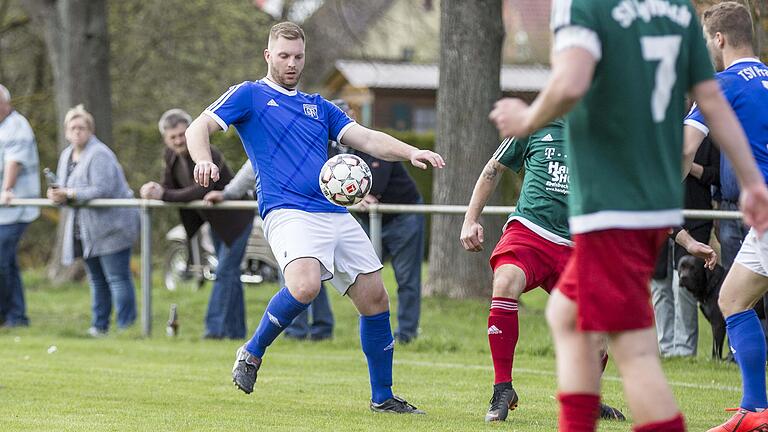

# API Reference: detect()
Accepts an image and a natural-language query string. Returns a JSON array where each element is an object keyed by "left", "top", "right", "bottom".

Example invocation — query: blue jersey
[
  {"left": 204, "top": 79, "right": 355, "bottom": 218},
  {"left": 685, "top": 59, "right": 768, "bottom": 188}
]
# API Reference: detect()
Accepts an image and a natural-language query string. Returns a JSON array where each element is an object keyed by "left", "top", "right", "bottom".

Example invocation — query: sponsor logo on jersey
[
  {"left": 763, "top": 81, "right": 768, "bottom": 90},
  {"left": 267, "top": 99, "right": 279, "bottom": 107},
  {"left": 488, "top": 325, "right": 502, "bottom": 335},
  {"left": 303, "top": 104, "right": 318, "bottom": 119},
  {"left": 268, "top": 312, "right": 281, "bottom": 327}
]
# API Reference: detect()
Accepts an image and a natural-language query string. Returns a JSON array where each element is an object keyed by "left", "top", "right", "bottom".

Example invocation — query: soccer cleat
[
  {"left": 707, "top": 408, "right": 768, "bottom": 432},
  {"left": 370, "top": 396, "right": 426, "bottom": 414},
  {"left": 231, "top": 345, "right": 262, "bottom": 394},
  {"left": 598, "top": 403, "right": 626, "bottom": 421},
  {"left": 484, "top": 382, "right": 519, "bottom": 422}
]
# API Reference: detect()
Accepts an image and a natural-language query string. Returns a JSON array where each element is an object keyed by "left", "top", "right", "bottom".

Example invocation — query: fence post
[
  {"left": 369, "top": 206, "right": 383, "bottom": 259},
  {"left": 140, "top": 204, "right": 152, "bottom": 337}
]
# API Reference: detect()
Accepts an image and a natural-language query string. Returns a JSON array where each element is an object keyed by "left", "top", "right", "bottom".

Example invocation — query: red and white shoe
[{"left": 707, "top": 408, "right": 768, "bottom": 432}]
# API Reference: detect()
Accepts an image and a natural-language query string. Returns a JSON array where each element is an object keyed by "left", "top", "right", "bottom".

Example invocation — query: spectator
[
  {"left": 140, "top": 109, "right": 253, "bottom": 339},
  {"left": 651, "top": 137, "right": 719, "bottom": 356},
  {"left": 334, "top": 100, "right": 425, "bottom": 343},
  {"left": 0, "top": 84, "right": 40, "bottom": 327},
  {"left": 48, "top": 104, "right": 138, "bottom": 336},
  {"left": 204, "top": 154, "right": 335, "bottom": 341}
]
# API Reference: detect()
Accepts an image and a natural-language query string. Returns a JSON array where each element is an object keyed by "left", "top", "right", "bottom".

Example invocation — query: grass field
[{"left": 0, "top": 264, "right": 748, "bottom": 431}]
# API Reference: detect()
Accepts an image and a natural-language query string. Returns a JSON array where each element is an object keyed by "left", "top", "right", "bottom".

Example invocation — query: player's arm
[
  {"left": 682, "top": 125, "right": 706, "bottom": 178},
  {"left": 490, "top": 47, "right": 596, "bottom": 138},
  {"left": 186, "top": 113, "right": 223, "bottom": 187},
  {"left": 340, "top": 124, "right": 445, "bottom": 170},
  {"left": 691, "top": 80, "right": 768, "bottom": 233},
  {"left": 460, "top": 158, "right": 507, "bottom": 252}
]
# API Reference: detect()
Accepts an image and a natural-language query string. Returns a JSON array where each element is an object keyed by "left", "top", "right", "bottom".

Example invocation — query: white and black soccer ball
[{"left": 319, "top": 154, "right": 373, "bottom": 206}]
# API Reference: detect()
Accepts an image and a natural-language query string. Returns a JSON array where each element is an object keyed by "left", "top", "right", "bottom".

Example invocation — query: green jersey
[
  {"left": 551, "top": 0, "right": 715, "bottom": 233},
  {"left": 496, "top": 119, "right": 571, "bottom": 245}
]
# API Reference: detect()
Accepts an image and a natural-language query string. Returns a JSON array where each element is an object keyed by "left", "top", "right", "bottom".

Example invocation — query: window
[{"left": 412, "top": 107, "right": 436, "bottom": 132}]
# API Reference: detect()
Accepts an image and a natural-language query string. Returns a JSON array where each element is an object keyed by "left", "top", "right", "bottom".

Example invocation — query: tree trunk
[
  {"left": 748, "top": 0, "right": 767, "bottom": 60},
  {"left": 20, "top": 0, "right": 112, "bottom": 282},
  {"left": 427, "top": 0, "right": 504, "bottom": 298}
]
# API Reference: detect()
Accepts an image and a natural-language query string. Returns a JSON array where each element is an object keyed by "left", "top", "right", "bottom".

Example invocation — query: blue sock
[
  {"left": 360, "top": 311, "right": 395, "bottom": 404},
  {"left": 245, "top": 287, "right": 309, "bottom": 358},
  {"left": 726, "top": 309, "right": 768, "bottom": 411}
]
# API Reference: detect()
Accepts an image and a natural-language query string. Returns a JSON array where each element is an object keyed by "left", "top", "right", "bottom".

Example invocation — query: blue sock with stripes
[
  {"left": 245, "top": 287, "right": 309, "bottom": 358},
  {"left": 360, "top": 311, "right": 395, "bottom": 404},
  {"left": 726, "top": 309, "right": 768, "bottom": 411}
]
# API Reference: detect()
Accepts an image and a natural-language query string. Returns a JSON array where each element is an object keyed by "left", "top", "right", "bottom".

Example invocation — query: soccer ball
[{"left": 319, "top": 154, "right": 373, "bottom": 206}]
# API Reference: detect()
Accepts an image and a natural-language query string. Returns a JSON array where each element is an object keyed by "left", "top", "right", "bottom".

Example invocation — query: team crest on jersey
[{"left": 303, "top": 104, "right": 318, "bottom": 119}]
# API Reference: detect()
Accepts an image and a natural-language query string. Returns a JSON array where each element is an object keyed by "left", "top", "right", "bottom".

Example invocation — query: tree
[
  {"left": 20, "top": 0, "right": 113, "bottom": 281},
  {"left": 427, "top": 0, "right": 504, "bottom": 298}
]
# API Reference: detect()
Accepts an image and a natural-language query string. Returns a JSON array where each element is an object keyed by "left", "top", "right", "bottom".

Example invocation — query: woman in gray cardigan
[{"left": 47, "top": 105, "right": 139, "bottom": 336}]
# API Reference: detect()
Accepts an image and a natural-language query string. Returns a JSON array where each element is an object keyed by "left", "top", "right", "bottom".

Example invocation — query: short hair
[
  {"left": 0, "top": 84, "right": 10, "bottom": 102},
  {"left": 64, "top": 104, "right": 95, "bottom": 132},
  {"left": 702, "top": 2, "right": 754, "bottom": 49},
  {"left": 269, "top": 21, "right": 305, "bottom": 45},
  {"left": 158, "top": 108, "right": 192, "bottom": 134}
]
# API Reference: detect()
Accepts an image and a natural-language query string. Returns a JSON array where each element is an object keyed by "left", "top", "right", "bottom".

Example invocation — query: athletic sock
[
  {"left": 558, "top": 393, "right": 600, "bottom": 432},
  {"left": 633, "top": 414, "right": 685, "bottom": 432},
  {"left": 245, "top": 287, "right": 309, "bottom": 358},
  {"left": 488, "top": 297, "right": 520, "bottom": 384},
  {"left": 726, "top": 309, "right": 768, "bottom": 411},
  {"left": 360, "top": 311, "right": 395, "bottom": 404}
]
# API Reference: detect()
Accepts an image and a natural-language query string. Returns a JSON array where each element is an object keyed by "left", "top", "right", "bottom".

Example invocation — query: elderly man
[
  {"left": 140, "top": 108, "right": 254, "bottom": 339},
  {"left": 0, "top": 84, "right": 40, "bottom": 328}
]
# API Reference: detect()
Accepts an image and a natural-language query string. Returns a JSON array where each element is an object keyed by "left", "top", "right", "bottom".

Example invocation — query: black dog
[{"left": 677, "top": 255, "right": 727, "bottom": 359}]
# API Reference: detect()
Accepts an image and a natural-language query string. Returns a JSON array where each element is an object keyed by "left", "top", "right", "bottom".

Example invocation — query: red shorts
[
  {"left": 556, "top": 228, "right": 668, "bottom": 332},
  {"left": 490, "top": 220, "right": 572, "bottom": 293}
]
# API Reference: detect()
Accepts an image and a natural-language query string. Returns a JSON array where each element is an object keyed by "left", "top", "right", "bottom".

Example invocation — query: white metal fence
[{"left": 6, "top": 198, "right": 743, "bottom": 336}]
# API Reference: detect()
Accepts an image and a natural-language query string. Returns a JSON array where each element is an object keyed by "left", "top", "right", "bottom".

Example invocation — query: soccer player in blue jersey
[
  {"left": 683, "top": 3, "right": 768, "bottom": 431},
  {"left": 185, "top": 22, "right": 444, "bottom": 414}
]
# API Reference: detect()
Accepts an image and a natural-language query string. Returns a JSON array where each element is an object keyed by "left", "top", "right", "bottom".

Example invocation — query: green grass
[{"left": 0, "top": 265, "right": 747, "bottom": 431}]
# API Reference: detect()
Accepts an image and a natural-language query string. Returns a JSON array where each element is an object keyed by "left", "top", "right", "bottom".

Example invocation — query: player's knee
[
  {"left": 288, "top": 278, "right": 321, "bottom": 303},
  {"left": 368, "top": 286, "right": 389, "bottom": 310},
  {"left": 492, "top": 266, "right": 525, "bottom": 299}
]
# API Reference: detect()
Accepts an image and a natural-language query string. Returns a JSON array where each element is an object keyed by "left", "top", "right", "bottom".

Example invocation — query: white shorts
[
  {"left": 734, "top": 228, "right": 768, "bottom": 277},
  {"left": 263, "top": 209, "right": 383, "bottom": 294}
]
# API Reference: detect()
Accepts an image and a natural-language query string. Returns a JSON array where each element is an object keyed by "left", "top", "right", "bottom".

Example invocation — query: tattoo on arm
[{"left": 482, "top": 163, "right": 498, "bottom": 181}]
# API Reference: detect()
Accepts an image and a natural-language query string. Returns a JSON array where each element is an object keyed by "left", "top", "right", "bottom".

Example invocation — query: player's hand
[
  {"left": 357, "top": 194, "right": 379, "bottom": 211},
  {"left": 740, "top": 182, "right": 768, "bottom": 235},
  {"left": 685, "top": 241, "right": 717, "bottom": 270},
  {"left": 460, "top": 219, "right": 484, "bottom": 252},
  {"left": 193, "top": 161, "right": 220, "bottom": 187},
  {"left": 489, "top": 98, "right": 531, "bottom": 137},
  {"left": 0, "top": 189, "right": 14, "bottom": 205},
  {"left": 203, "top": 190, "right": 224, "bottom": 206},
  {"left": 409, "top": 149, "right": 445, "bottom": 170}
]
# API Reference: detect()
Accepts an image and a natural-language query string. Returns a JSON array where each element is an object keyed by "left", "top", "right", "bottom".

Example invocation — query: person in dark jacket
[{"left": 140, "top": 108, "right": 254, "bottom": 339}]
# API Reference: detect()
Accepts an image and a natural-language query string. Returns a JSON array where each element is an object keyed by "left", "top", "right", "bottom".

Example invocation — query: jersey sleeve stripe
[
  {"left": 206, "top": 83, "right": 244, "bottom": 113},
  {"left": 683, "top": 118, "right": 709, "bottom": 135},
  {"left": 336, "top": 121, "right": 356, "bottom": 143},
  {"left": 550, "top": 0, "right": 572, "bottom": 31},
  {"left": 203, "top": 110, "right": 228, "bottom": 131},
  {"left": 553, "top": 26, "right": 602, "bottom": 61},
  {"left": 492, "top": 138, "right": 514, "bottom": 161}
]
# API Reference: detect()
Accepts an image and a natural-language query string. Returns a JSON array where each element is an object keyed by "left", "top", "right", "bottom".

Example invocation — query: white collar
[
  {"left": 263, "top": 77, "right": 298, "bottom": 96},
  {"left": 727, "top": 57, "right": 761, "bottom": 69}
]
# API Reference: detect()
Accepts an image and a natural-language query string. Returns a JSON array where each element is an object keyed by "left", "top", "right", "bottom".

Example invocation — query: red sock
[
  {"left": 488, "top": 297, "right": 519, "bottom": 384},
  {"left": 558, "top": 393, "right": 600, "bottom": 432},
  {"left": 633, "top": 414, "right": 685, "bottom": 432},
  {"left": 600, "top": 352, "right": 608, "bottom": 374}
]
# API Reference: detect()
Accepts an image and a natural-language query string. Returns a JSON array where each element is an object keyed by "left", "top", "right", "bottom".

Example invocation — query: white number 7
[{"left": 641, "top": 35, "right": 682, "bottom": 123}]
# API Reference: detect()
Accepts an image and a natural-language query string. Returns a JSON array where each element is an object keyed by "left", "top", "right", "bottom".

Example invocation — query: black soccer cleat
[
  {"left": 370, "top": 396, "right": 426, "bottom": 414},
  {"left": 232, "top": 345, "right": 262, "bottom": 394},
  {"left": 485, "top": 382, "right": 519, "bottom": 422},
  {"left": 599, "top": 402, "right": 626, "bottom": 421}
]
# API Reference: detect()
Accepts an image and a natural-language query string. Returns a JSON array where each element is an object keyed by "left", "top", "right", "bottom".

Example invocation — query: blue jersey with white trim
[
  {"left": 685, "top": 59, "right": 768, "bottom": 185},
  {"left": 204, "top": 79, "right": 355, "bottom": 218}
]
